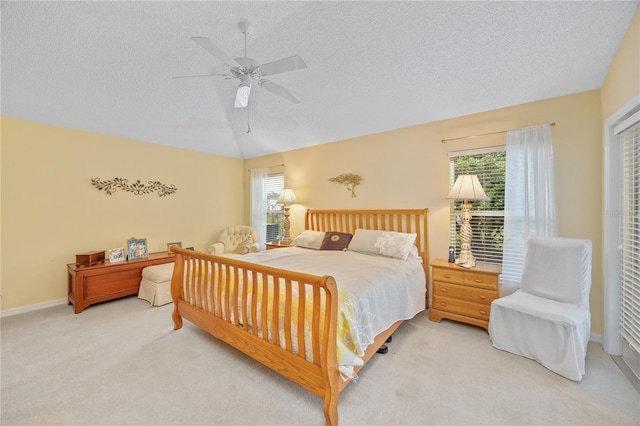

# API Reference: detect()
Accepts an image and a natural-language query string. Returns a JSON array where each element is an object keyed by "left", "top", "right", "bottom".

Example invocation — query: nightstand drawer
[
  {"left": 461, "top": 271, "right": 499, "bottom": 290},
  {"left": 432, "top": 295, "right": 492, "bottom": 321},
  {"left": 432, "top": 268, "right": 464, "bottom": 283},
  {"left": 432, "top": 281, "right": 496, "bottom": 305}
]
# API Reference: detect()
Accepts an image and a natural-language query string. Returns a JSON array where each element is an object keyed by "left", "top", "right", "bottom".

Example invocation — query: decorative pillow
[
  {"left": 347, "top": 229, "right": 384, "bottom": 255},
  {"left": 320, "top": 232, "right": 353, "bottom": 251},
  {"left": 374, "top": 231, "right": 417, "bottom": 261},
  {"left": 292, "top": 230, "right": 325, "bottom": 250},
  {"left": 234, "top": 235, "right": 254, "bottom": 255}
]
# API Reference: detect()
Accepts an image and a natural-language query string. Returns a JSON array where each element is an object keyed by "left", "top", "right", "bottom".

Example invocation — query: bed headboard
[{"left": 305, "top": 208, "right": 430, "bottom": 283}]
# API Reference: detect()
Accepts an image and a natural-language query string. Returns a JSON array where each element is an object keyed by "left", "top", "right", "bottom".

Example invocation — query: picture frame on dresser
[
  {"left": 108, "top": 247, "right": 126, "bottom": 263},
  {"left": 167, "top": 241, "right": 182, "bottom": 252},
  {"left": 127, "top": 238, "right": 148, "bottom": 260}
]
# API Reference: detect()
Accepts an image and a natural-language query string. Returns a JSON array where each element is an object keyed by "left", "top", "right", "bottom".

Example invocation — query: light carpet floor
[{"left": 2, "top": 296, "right": 638, "bottom": 425}]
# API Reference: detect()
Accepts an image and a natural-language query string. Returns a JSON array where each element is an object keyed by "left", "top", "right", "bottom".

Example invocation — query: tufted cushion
[{"left": 216, "top": 225, "right": 259, "bottom": 254}]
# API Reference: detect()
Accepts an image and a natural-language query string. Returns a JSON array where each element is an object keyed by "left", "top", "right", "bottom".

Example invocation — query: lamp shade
[
  {"left": 277, "top": 188, "right": 297, "bottom": 205},
  {"left": 447, "top": 174, "right": 488, "bottom": 201}
]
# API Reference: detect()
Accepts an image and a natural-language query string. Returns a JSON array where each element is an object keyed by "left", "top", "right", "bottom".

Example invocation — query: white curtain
[
  {"left": 250, "top": 168, "right": 267, "bottom": 250},
  {"left": 502, "top": 124, "right": 557, "bottom": 287}
]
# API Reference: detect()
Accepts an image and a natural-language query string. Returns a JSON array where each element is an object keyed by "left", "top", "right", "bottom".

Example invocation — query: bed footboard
[{"left": 170, "top": 247, "right": 339, "bottom": 425}]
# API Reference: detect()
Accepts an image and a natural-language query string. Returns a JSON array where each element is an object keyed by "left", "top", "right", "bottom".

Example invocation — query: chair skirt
[{"left": 489, "top": 291, "right": 590, "bottom": 381}]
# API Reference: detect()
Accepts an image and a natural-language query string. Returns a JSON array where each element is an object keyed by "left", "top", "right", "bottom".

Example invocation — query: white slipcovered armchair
[
  {"left": 489, "top": 237, "right": 593, "bottom": 381},
  {"left": 207, "top": 225, "right": 259, "bottom": 256}
]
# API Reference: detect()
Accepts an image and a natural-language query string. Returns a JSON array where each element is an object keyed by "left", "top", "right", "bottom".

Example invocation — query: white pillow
[
  {"left": 374, "top": 231, "right": 417, "bottom": 261},
  {"left": 292, "top": 230, "right": 325, "bottom": 250},
  {"left": 348, "top": 229, "right": 419, "bottom": 261},
  {"left": 347, "top": 229, "right": 384, "bottom": 255}
]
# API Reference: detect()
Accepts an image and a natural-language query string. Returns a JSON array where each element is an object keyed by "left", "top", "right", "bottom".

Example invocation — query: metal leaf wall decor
[
  {"left": 329, "top": 173, "right": 363, "bottom": 198},
  {"left": 91, "top": 177, "right": 177, "bottom": 197}
]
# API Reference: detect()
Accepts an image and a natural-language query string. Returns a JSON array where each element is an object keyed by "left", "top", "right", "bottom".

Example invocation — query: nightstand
[
  {"left": 265, "top": 241, "right": 292, "bottom": 250},
  {"left": 430, "top": 258, "right": 502, "bottom": 331}
]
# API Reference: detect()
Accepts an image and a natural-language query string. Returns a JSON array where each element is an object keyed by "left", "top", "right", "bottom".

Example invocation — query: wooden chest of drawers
[{"left": 430, "top": 258, "right": 502, "bottom": 331}]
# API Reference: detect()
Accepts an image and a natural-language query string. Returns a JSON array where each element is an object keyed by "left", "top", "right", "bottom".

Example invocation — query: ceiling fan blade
[
  {"left": 172, "top": 73, "right": 233, "bottom": 80},
  {"left": 191, "top": 37, "right": 241, "bottom": 68},
  {"left": 256, "top": 55, "right": 307, "bottom": 77},
  {"left": 259, "top": 79, "right": 304, "bottom": 104}
]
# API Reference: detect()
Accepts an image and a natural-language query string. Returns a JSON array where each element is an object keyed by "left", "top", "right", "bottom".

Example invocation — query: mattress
[{"left": 237, "top": 247, "right": 426, "bottom": 379}]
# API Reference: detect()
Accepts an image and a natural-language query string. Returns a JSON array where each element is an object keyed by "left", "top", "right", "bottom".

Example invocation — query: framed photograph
[
  {"left": 127, "top": 238, "right": 148, "bottom": 260},
  {"left": 108, "top": 248, "right": 126, "bottom": 263},
  {"left": 167, "top": 241, "right": 182, "bottom": 253}
]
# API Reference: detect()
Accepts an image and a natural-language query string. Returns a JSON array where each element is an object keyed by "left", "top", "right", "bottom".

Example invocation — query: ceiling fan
[{"left": 176, "top": 22, "right": 307, "bottom": 109}]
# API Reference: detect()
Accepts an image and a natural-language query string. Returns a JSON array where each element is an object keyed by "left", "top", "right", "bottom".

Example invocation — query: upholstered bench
[{"left": 138, "top": 262, "right": 174, "bottom": 306}]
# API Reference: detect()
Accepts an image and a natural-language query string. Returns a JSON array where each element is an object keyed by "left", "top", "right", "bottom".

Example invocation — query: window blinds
[
  {"left": 617, "top": 112, "right": 640, "bottom": 353},
  {"left": 264, "top": 173, "right": 284, "bottom": 205},
  {"left": 449, "top": 147, "right": 506, "bottom": 265},
  {"left": 264, "top": 173, "right": 284, "bottom": 242}
]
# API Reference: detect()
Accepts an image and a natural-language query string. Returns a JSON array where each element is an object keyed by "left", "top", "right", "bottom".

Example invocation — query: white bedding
[{"left": 239, "top": 247, "right": 426, "bottom": 379}]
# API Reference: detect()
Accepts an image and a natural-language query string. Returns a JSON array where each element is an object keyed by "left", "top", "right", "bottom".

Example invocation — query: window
[
  {"left": 618, "top": 112, "right": 640, "bottom": 357},
  {"left": 264, "top": 173, "right": 284, "bottom": 242},
  {"left": 449, "top": 147, "right": 506, "bottom": 265}
]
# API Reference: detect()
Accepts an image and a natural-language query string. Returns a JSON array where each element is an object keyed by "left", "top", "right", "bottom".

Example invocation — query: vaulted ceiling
[{"left": 2, "top": 1, "right": 637, "bottom": 158}]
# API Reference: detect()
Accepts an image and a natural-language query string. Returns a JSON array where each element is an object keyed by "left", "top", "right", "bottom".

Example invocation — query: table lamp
[
  {"left": 447, "top": 173, "right": 488, "bottom": 266},
  {"left": 277, "top": 188, "right": 297, "bottom": 244}
]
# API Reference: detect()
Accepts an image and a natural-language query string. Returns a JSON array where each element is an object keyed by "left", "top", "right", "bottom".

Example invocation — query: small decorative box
[{"left": 75, "top": 250, "right": 105, "bottom": 266}]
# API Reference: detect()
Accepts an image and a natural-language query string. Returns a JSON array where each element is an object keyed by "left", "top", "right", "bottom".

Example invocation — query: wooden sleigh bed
[{"left": 170, "top": 208, "right": 429, "bottom": 425}]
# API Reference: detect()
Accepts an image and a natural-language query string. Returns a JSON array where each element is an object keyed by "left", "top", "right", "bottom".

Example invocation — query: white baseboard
[
  {"left": 1, "top": 298, "right": 68, "bottom": 318},
  {"left": 590, "top": 333, "right": 603, "bottom": 344}
]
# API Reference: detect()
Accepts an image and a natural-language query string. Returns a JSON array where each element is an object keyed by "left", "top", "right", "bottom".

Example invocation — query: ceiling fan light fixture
[
  {"left": 234, "top": 82, "right": 251, "bottom": 108},
  {"left": 185, "top": 23, "right": 306, "bottom": 112}
]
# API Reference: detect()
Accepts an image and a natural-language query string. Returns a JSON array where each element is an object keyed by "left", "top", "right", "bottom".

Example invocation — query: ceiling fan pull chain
[
  {"left": 244, "top": 28, "right": 248, "bottom": 58},
  {"left": 247, "top": 103, "right": 251, "bottom": 133}
]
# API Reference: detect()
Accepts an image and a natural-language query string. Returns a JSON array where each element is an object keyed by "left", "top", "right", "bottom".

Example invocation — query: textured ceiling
[{"left": 2, "top": 1, "right": 638, "bottom": 159}]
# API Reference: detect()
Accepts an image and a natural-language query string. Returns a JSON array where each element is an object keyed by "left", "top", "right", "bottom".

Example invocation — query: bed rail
[{"left": 170, "top": 247, "right": 339, "bottom": 424}]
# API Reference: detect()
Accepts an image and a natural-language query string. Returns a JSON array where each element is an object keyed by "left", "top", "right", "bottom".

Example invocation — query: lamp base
[
  {"left": 455, "top": 252, "right": 477, "bottom": 267},
  {"left": 455, "top": 199, "right": 477, "bottom": 267}
]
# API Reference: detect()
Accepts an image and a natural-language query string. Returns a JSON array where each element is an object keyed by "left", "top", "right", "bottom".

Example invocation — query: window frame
[
  {"left": 604, "top": 92, "right": 640, "bottom": 356},
  {"left": 618, "top": 114, "right": 640, "bottom": 355},
  {"left": 448, "top": 146, "right": 506, "bottom": 265},
  {"left": 264, "top": 172, "right": 284, "bottom": 243}
]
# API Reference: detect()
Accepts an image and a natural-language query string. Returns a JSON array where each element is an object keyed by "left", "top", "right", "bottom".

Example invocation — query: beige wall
[
  {"left": 6, "top": 5, "right": 638, "bottom": 325},
  {"left": 1, "top": 118, "right": 244, "bottom": 311},
  {"left": 0, "top": 92, "right": 608, "bottom": 334},
  {"left": 601, "top": 5, "right": 639, "bottom": 119},
  {"left": 249, "top": 90, "right": 604, "bottom": 334}
]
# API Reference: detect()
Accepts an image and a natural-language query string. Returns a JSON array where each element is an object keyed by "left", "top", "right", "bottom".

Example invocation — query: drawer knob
[
  {"left": 479, "top": 295, "right": 487, "bottom": 300},
  {"left": 440, "top": 302, "right": 447, "bottom": 307},
  {"left": 444, "top": 274, "right": 452, "bottom": 278},
  {"left": 474, "top": 279, "right": 483, "bottom": 283},
  {"left": 440, "top": 288, "right": 448, "bottom": 293},
  {"left": 479, "top": 310, "right": 487, "bottom": 315}
]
